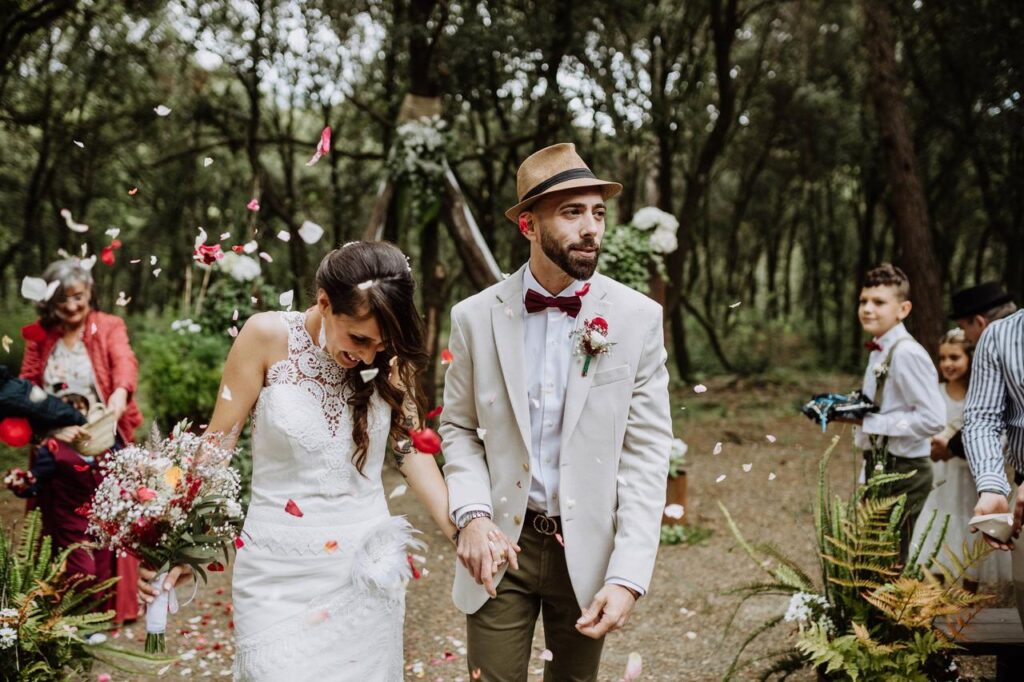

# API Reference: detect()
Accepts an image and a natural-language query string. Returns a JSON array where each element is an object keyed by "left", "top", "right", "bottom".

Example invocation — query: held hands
[
  {"left": 972, "top": 491, "right": 1023, "bottom": 550},
  {"left": 575, "top": 584, "right": 638, "bottom": 639},
  {"left": 137, "top": 565, "right": 193, "bottom": 606},
  {"left": 456, "top": 518, "right": 520, "bottom": 598},
  {"left": 930, "top": 436, "right": 952, "bottom": 462}
]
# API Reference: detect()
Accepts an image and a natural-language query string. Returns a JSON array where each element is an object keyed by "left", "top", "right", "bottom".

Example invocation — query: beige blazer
[{"left": 440, "top": 265, "right": 673, "bottom": 614}]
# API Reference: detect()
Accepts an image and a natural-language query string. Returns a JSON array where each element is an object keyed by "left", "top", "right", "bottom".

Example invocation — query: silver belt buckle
[{"left": 532, "top": 513, "right": 558, "bottom": 536}]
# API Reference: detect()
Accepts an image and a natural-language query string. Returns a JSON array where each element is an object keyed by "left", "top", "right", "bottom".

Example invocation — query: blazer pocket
[{"left": 591, "top": 364, "right": 630, "bottom": 387}]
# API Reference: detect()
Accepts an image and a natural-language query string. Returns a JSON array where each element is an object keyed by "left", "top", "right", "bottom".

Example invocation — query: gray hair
[
  {"left": 980, "top": 300, "right": 1018, "bottom": 323},
  {"left": 37, "top": 258, "right": 94, "bottom": 327}
]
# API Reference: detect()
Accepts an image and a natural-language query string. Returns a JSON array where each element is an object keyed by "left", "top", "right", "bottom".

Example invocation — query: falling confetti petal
[
  {"left": 440, "top": 348, "right": 454, "bottom": 365},
  {"left": 664, "top": 504, "right": 684, "bottom": 519},
  {"left": 284, "top": 499, "right": 303, "bottom": 517},
  {"left": 21, "top": 277, "right": 59, "bottom": 302},
  {"left": 426, "top": 405, "right": 443, "bottom": 419},
  {"left": 234, "top": 537, "right": 245, "bottom": 549},
  {"left": 766, "top": 434, "right": 777, "bottom": 443},
  {"left": 538, "top": 649, "right": 553, "bottom": 662},
  {"left": 150, "top": 255, "right": 158, "bottom": 265},
  {"left": 768, "top": 472, "right": 777, "bottom": 481},
  {"left": 476, "top": 428, "right": 487, "bottom": 439},
  {"left": 742, "top": 463, "right": 752, "bottom": 472},
  {"left": 729, "top": 301, "right": 742, "bottom": 308},
  {"left": 80, "top": 255, "right": 96, "bottom": 270},
  {"left": 693, "top": 384, "right": 708, "bottom": 394},
  {"left": 360, "top": 368, "right": 379, "bottom": 382},
  {"left": 555, "top": 532, "right": 565, "bottom": 547},
  {"left": 246, "top": 198, "right": 260, "bottom": 211},
  {"left": 259, "top": 252, "right": 273, "bottom": 263},
  {"left": 105, "top": 228, "right": 120, "bottom": 239},
  {"left": 1, "top": 336, "right": 11, "bottom": 353},
  {"left": 228, "top": 326, "right": 239, "bottom": 337},
  {"left": 713, "top": 442, "right": 723, "bottom": 455},
  {"left": 154, "top": 105, "right": 172, "bottom": 116},
  {"left": 128, "top": 186, "right": 139, "bottom": 196},
  {"left": 686, "top": 631, "right": 697, "bottom": 640},
  {"left": 232, "top": 309, "right": 239, "bottom": 321},
  {"left": 715, "top": 474, "right": 727, "bottom": 483},
  {"left": 408, "top": 427, "right": 442, "bottom": 455},
  {"left": 623, "top": 652, "right": 642, "bottom": 682},
  {"left": 152, "top": 268, "right": 162, "bottom": 277},
  {"left": 221, "top": 386, "right": 232, "bottom": 401},
  {"left": 60, "top": 208, "right": 88, "bottom": 233},
  {"left": 115, "top": 291, "right": 131, "bottom": 307},
  {"left": 243, "top": 240, "right": 258, "bottom": 254},
  {"left": 73, "top": 140, "right": 85, "bottom": 148},
  {"left": 203, "top": 157, "right": 213, "bottom": 167},
  {"left": 279, "top": 290, "right": 294, "bottom": 307},
  {"left": 305, "top": 126, "right": 332, "bottom": 166},
  {"left": 389, "top": 484, "right": 408, "bottom": 499},
  {"left": 277, "top": 230, "right": 291, "bottom": 242},
  {"left": 324, "top": 540, "right": 339, "bottom": 553},
  {"left": 298, "top": 220, "right": 324, "bottom": 244},
  {"left": 575, "top": 282, "right": 591, "bottom": 297}
]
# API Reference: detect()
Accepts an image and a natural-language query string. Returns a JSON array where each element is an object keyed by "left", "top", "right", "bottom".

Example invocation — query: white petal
[
  {"left": 80, "top": 255, "right": 96, "bottom": 270},
  {"left": 712, "top": 442, "right": 722, "bottom": 455},
  {"left": 278, "top": 290, "right": 294, "bottom": 307},
  {"left": 693, "top": 383, "right": 708, "bottom": 393},
  {"left": 298, "top": 220, "right": 324, "bottom": 244},
  {"left": 768, "top": 472, "right": 777, "bottom": 481},
  {"left": 476, "top": 428, "right": 487, "bottom": 439},
  {"left": 715, "top": 474, "right": 727, "bottom": 483},
  {"left": 242, "top": 240, "right": 258, "bottom": 254},
  {"left": 359, "top": 368, "right": 379, "bottom": 382},
  {"left": 154, "top": 105, "right": 172, "bottom": 116},
  {"left": 742, "top": 463, "right": 752, "bottom": 472},
  {"left": 388, "top": 484, "right": 408, "bottom": 499},
  {"left": 194, "top": 227, "right": 208, "bottom": 248},
  {"left": 73, "top": 140, "right": 85, "bottom": 148},
  {"left": 221, "top": 386, "right": 232, "bottom": 401},
  {"left": 259, "top": 252, "right": 273, "bottom": 263},
  {"left": 20, "top": 276, "right": 49, "bottom": 301},
  {"left": 105, "top": 228, "right": 120, "bottom": 239},
  {"left": 766, "top": 434, "right": 777, "bottom": 443},
  {"left": 203, "top": 157, "right": 214, "bottom": 167},
  {"left": 276, "top": 230, "right": 291, "bottom": 242},
  {"left": 664, "top": 504, "right": 684, "bottom": 519}
]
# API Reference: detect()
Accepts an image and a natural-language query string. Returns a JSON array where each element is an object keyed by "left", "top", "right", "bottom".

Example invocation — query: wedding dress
[{"left": 232, "top": 311, "right": 418, "bottom": 681}]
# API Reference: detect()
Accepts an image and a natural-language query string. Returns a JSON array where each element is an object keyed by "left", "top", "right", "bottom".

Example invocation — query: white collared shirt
[
  {"left": 522, "top": 265, "right": 579, "bottom": 514},
  {"left": 853, "top": 322, "right": 945, "bottom": 458}
]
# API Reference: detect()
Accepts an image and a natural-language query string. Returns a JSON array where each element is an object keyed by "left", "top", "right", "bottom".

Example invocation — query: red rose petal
[
  {"left": 440, "top": 348, "right": 454, "bottom": 365},
  {"left": 207, "top": 561, "right": 225, "bottom": 572},
  {"left": 575, "top": 282, "right": 591, "bottom": 297},
  {"left": 21, "top": 322, "right": 47, "bottom": 343},
  {"left": 284, "top": 499, "right": 304, "bottom": 517},
  {"left": 234, "top": 537, "right": 245, "bottom": 549},
  {"left": 426, "top": 405, "right": 443, "bottom": 419},
  {"left": 100, "top": 245, "right": 116, "bottom": 266},
  {"left": 73, "top": 464, "right": 90, "bottom": 472},
  {"left": 0, "top": 417, "right": 32, "bottom": 447},
  {"left": 408, "top": 427, "right": 441, "bottom": 455},
  {"left": 407, "top": 553, "right": 421, "bottom": 580}
]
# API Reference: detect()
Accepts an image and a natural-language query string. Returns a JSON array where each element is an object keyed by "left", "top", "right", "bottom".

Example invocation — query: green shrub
[{"left": 136, "top": 328, "right": 229, "bottom": 428}]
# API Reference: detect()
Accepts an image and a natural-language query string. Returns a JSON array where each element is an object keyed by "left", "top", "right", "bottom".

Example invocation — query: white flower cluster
[
  {"left": 87, "top": 428, "right": 242, "bottom": 558},
  {"left": 387, "top": 116, "right": 447, "bottom": 215},
  {"left": 670, "top": 438, "right": 688, "bottom": 459},
  {"left": 218, "top": 251, "right": 261, "bottom": 283},
  {"left": 170, "top": 318, "right": 202, "bottom": 334},
  {"left": 0, "top": 625, "right": 16, "bottom": 649},
  {"left": 784, "top": 592, "right": 834, "bottom": 633},
  {"left": 631, "top": 207, "right": 680, "bottom": 255}
]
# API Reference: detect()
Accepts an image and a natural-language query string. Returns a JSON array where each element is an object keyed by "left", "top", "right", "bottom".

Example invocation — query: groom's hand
[
  {"left": 575, "top": 584, "right": 637, "bottom": 639},
  {"left": 456, "top": 518, "right": 519, "bottom": 598}
]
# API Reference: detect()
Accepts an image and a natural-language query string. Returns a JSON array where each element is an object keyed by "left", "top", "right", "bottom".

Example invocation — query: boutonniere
[
  {"left": 572, "top": 316, "right": 614, "bottom": 377},
  {"left": 872, "top": 361, "right": 889, "bottom": 380}
]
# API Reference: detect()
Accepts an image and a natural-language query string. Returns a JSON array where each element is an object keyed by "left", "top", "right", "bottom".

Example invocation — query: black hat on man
[{"left": 949, "top": 282, "right": 1014, "bottom": 320}]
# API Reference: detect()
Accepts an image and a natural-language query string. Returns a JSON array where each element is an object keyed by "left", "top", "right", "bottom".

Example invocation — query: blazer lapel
[
  {"left": 560, "top": 280, "right": 611, "bottom": 453},
  {"left": 491, "top": 267, "right": 532, "bottom": 457}
]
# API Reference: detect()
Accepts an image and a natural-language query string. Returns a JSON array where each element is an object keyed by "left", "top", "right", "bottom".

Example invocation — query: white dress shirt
[{"left": 853, "top": 322, "right": 946, "bottom": 458}]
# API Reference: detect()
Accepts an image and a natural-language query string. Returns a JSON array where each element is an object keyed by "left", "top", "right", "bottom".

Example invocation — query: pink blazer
[{"left": 20, "top": 310, "right": 143, "bottom": 442}]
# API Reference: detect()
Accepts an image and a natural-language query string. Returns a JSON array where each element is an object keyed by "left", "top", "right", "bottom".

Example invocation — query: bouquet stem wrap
[{"left": 145, "top": 571, "right": 179, "bottom": 653}]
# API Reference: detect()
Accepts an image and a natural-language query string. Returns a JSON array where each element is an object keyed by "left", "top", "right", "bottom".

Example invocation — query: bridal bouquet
[{"left": 84, "top": 421, "right": 244, "bottom": 653}]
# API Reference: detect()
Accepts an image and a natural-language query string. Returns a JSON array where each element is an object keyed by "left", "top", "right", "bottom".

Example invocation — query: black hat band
[{"left": 521, "top": 168, "right": 597, "bottom": 203}]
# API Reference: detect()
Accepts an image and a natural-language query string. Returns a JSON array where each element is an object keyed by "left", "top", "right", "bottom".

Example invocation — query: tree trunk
[{"left": 863, "top": 0, "right": 944, "bottom": 356}]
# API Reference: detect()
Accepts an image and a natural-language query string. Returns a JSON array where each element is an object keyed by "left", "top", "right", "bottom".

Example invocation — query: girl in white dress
[
  {"left": 139, "top": 242, "right": 504, "bottom": 680},
  {"left": 910, "top": 328, "right": 1011, "bottom": 588}
]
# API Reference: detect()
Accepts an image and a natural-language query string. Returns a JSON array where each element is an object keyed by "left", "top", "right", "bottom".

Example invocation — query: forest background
[{"left": 0, "top": 0, "right": 1020, "bottom": 417}]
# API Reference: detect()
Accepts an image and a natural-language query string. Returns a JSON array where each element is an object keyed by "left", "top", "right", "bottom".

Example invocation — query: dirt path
[{"left": 3, "top": 374, "right": 1001, "bottom": 680}]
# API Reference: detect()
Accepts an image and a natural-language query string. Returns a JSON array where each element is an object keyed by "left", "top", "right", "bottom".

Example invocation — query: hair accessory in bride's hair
[{"left": 357, "top": 279, "right": 377, "bottom": 290}]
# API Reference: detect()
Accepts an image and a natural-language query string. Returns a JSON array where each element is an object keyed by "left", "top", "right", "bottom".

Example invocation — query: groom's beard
[{"left": 540, "top": 228, "right": 601, "bottom": 281}]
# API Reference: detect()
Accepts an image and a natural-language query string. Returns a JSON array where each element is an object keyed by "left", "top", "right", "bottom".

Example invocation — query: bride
[{"left": 139, "top": 241, "right": 499, "bottom": 680}]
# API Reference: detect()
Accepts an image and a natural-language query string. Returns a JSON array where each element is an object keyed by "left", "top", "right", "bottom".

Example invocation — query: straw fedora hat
[{"left": 505, "top": 143, "right": 622, "bottom": 223}]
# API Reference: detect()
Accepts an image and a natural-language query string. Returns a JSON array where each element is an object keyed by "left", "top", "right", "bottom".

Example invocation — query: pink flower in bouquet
[{"left": 136, "top": 486, "right": 157, "bottom": 502}]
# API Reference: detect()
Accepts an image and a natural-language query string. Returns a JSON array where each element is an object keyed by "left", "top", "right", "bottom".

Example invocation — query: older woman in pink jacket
[{"left": 18, "top": 258, "right": 141, "bottom": 623}]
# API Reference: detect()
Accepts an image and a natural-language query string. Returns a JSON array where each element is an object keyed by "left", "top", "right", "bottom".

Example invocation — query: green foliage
[
  {"left": 660, "top": 524, "right": 712, "bottom": 546},
  {"left": 136, "top": 325, "right": 230, "bottom": 428},
  {"left": 720, "top": 437, "right": 992, "bottom": 681},
  {"left": 0, "top": 511, "right": 164, "bottom": 680},
  {"left": 599, "top": 224, "right": 661, "bottom": 294}
]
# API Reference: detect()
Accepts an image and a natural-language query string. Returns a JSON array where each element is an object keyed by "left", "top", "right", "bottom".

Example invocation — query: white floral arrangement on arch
[
  {"left": 599, "top": 206, "right": 679, "bottom": 294},
  {"left": 386, "top": 115, "right": 448, "bottom": 215}
]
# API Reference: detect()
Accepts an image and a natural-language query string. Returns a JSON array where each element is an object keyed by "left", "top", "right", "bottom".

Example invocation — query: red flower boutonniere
[{"left": 572, "top": 316, "right": 614, "bottom": 377}]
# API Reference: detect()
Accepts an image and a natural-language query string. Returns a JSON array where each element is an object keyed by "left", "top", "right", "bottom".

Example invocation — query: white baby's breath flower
[{"left": 0, "top": 626, "right": 17, "bottom": 649}]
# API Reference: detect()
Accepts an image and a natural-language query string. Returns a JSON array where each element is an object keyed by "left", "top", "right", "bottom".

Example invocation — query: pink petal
[
  {"left": 246, "top": 198, "right": 260, "bottom": 211},
  {"left": 284, "top": 499, "right": 303, "bottom": 517},
  {"left": 306, "top": 126, "right": 331, "bottom": 166}
]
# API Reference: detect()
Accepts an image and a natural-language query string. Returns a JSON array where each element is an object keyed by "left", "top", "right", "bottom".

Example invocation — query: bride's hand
[{"left": 137, "top": 565, "right": 193, "bottom": 605}]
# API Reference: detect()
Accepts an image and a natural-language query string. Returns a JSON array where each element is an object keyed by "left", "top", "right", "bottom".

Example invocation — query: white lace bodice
[{"left": 247, "top": 311, "right": 392, "bottom": 528}]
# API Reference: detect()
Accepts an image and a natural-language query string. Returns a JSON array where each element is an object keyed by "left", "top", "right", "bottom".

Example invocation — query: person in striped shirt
[{"left": 965, "top": 308, "right": 1024, "bottom": 548}]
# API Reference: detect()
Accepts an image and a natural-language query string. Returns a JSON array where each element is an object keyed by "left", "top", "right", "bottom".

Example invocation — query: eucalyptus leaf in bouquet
[{"left": 85, "top": 420, "right": 244, "bottom": 653}]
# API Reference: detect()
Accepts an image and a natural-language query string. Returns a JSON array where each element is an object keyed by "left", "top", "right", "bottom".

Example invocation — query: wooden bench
[{"left": 937, "top": 608, "right": 1024, "bottom": 681}]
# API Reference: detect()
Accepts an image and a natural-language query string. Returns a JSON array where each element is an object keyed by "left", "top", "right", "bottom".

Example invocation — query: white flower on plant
[
  {"left": 170, "top": 319, "right": 203, "bottom": 334},
  {"left": 670, "top": 438, "right": 688, "bottom": 459},
  {"left": 218, "top": 251, "right": 261, "bottom": 283},
  {"left": 630, "top": 206, "right": 679, "bottom": 233},
  {"left": 0, "top": 608, "right": 17, "bottom": 620},
  {"left": 0, "top": 626, "right": 17, "bottom": 649},
  {"left": 784, "top": 592, "right": 831, "bottom": 630},
  {"left": 648, "top": 226, "right": 679, "bottom": 254}
]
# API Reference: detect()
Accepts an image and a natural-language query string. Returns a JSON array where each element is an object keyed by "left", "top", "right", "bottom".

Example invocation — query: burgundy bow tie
[
  {"left": 524, "top": 288, "right": 582, "bottom": 318},
  {"left": 865, "top": 340, "right": 883, "bottom": 352}
]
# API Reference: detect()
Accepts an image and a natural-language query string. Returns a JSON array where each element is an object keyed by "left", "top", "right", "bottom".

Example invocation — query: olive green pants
[
  {"left": 865, "top": 452, "right": 934, "bottom": 564},
  {"left": 466, "top": 517, "right": 605, "bottom": 682}
]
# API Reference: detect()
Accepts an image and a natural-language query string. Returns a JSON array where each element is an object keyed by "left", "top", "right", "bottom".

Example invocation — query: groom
[{"left": 440, "top": 143, "right": 673, "bottom": 680}]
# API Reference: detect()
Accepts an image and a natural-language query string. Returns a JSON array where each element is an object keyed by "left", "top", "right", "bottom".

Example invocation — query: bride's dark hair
[{"left": 315, "top": 241, "right": 430, "bottom": 473}]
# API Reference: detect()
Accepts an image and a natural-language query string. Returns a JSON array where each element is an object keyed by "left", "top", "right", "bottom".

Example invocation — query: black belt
[{"left": 525, "top": 509, "right": 561, "bottom": 536}]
